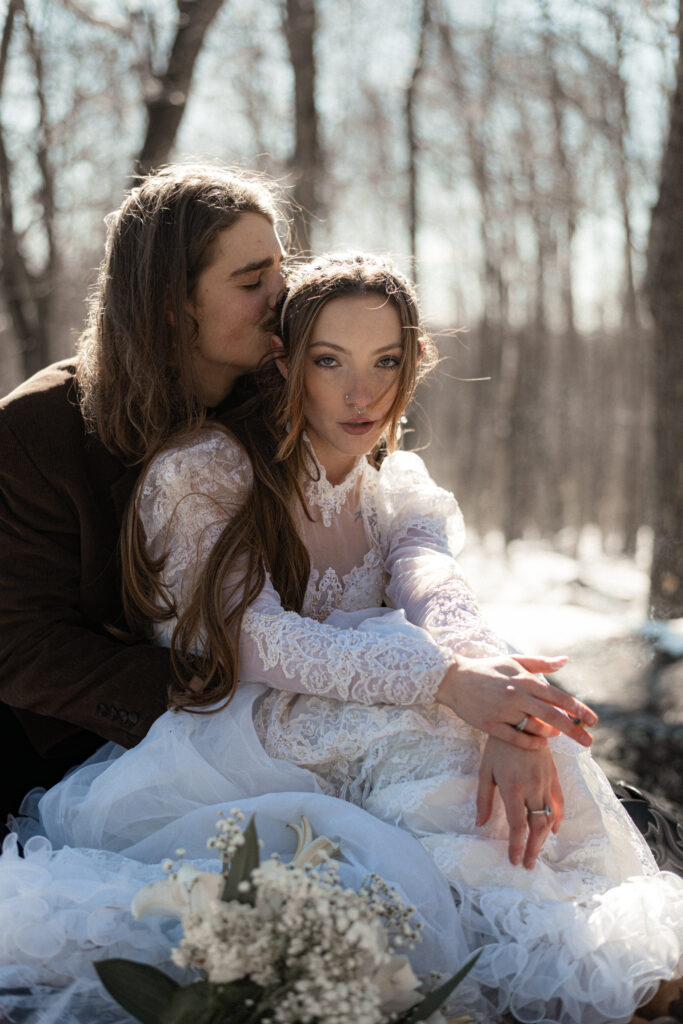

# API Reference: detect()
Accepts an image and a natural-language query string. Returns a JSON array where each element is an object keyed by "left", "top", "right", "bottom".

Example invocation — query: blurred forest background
[{"left": 1, "top": 0, "right": 682, "bottom": 621}]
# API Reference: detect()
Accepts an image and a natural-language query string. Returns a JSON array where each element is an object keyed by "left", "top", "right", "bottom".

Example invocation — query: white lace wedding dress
[{"left": 2, "top": 428, "right": 682, "bottom": 1024}]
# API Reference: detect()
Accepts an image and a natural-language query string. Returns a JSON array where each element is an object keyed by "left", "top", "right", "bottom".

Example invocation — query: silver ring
[
  {"left": 528, "top": 805, "right": 552, "bottom": 816},
  {"left": 514, "top": 716, "right": 528, "bottom": 732}
]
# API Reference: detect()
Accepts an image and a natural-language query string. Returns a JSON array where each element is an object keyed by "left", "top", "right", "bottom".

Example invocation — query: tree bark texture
[
  {"left": 405, "top": 0, "right": 429, "bottom": 270},
  {"left": 646, "top": 4, "right": 683, "bottom": 618},
  {"left": 136, "top": 0, "right": 225, "bottom": 178},
  {"left": 0, "top": 0, "right": 55, "bottom": 379},
  {"left": 282, "top": 0, "right": 321, "bottom": 251}
]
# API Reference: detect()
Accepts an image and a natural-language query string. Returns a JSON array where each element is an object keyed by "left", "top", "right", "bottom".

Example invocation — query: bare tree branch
[
  {"left": 405, "top": 0, "right": 430, "bottom": 270},
  {"left": 57, "top": 0, "right": 132, "bottom": 38},
  {"left": 135, "top": 0, "right": 226, "bottom": 178}
]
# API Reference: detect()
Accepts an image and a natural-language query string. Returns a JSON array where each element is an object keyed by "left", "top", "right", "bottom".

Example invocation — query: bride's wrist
[{"left": 436, "top": 657, "right": 465, "bottom": 709}]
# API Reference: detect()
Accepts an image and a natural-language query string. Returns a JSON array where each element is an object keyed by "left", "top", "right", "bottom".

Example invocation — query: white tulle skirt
[
  {"left": 1, "top": 681, "right": 478, "bottom": 1024},
  {"left": 2, "top": 619, "right": 683, "bottom": 1023}
]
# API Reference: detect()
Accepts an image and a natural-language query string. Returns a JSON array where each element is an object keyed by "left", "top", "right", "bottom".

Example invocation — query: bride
[{"left": 1, "top": 252, "right": 682, "bottom": 1024}]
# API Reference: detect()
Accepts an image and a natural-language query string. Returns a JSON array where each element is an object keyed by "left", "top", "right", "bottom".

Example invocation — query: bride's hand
[
  {"left": 476, "top": 736, "right": 563, "bottom": 869},
  {"left": 436, "top": 653, "right": 597, "bottom": 749}
]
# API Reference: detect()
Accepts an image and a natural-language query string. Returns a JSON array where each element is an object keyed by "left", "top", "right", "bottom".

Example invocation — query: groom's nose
[{"left": 268, "top": 270, "right": 287, "bottom": 309}]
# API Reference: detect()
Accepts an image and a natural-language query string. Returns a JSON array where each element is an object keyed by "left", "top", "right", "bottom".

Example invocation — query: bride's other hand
[
  {"left": 436, "top": 653, "right": 597, "bottom": 749},
  {"left": 476, "top": 736, "right": 563, "bottom": 869}
]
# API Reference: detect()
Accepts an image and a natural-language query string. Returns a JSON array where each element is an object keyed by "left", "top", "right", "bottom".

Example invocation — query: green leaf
[
  {"left": 95, "top": 958, "right": 179, "bottom": 1024},
  {"left": 398, "top": 951, "right": 481, "bottom": 1023},
  {"left": 220, "top": 814, "right": 260, "bottom": 905},
  {"left": 160, "top": 979, "right": 263, "bottom": 1024}
]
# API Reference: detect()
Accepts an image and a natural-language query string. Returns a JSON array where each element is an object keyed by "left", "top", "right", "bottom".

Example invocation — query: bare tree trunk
[
  {"left": 405, "top": 0, "right": 429, "bottom": 270},
  {"left": 538, "top": 0, "right": 582, "bottom": 537},
  {"left": 645, "top": 3, "right": 683, "bottom": 619},
  {"left": 0, "top": 0, "right": 56, "bottom": 379},
  {"left": 605, "top": 1, "right": 648, "bottom": 554},
  {"left": 282, "top": 0, "right": 322, "bottom": 251},
  {"left": 436, "top": 13, "right": 508, "bottom": 526},
  {"left": 135, "top": 0, "right": 225, "bottom": 178}
]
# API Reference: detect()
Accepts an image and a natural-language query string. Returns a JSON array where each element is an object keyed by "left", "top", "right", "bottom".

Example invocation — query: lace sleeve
[
  {"left": 139, "top": 431, "right": 451, "bottom": 705},
  {"left": 239, "top": 583, "right": 451, "bottom": 706},
  {"left": 376, "top": 451, "right": 508, "bottom": 659},
  {"left": 137, "top": 428, "right": 253, "bottom": 639}
]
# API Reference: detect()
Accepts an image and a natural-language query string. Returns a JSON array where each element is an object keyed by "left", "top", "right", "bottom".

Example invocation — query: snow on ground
[{"left": 458, "top": 527, "right": 651, "bottom": 655}]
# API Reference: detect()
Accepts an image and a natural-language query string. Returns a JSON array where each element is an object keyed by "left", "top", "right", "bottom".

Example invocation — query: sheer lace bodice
[{"left": 137, "top": 427, "right": 506, "bottom": 708}]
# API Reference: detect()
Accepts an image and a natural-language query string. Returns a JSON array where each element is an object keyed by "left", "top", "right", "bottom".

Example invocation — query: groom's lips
[{"left": 339, "top": 420, "right": 376, "bottom": 435}]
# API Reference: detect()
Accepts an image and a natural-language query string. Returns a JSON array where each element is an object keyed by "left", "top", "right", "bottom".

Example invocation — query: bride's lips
[{"left": 339, "top": 420, "right": 376, "bottom": 436}]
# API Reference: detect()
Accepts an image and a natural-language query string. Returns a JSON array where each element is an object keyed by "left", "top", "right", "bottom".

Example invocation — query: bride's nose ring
[{"left": 345, "top": 393, "right": 367, "bottom": 416}]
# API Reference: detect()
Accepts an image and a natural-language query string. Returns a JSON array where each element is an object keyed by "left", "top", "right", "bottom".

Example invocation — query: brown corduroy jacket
[{"left": 0, "top": 360, "right": 171, "bottom": 769}]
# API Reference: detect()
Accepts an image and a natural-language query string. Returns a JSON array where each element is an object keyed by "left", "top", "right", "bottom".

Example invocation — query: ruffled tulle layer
[
  {"left": 450, "top": 868, "right": 683, "bottom": 1024},
  {"left": 0, "top": 831, "right": 184, "bottom": 1024},
  {"left": 2, "top": 680, "right": 682, "bottom": 1023}
]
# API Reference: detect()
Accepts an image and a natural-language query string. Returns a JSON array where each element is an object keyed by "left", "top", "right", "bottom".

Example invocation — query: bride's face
[{"left": 301, "top": 293, "right": 403, "bottom": 484}]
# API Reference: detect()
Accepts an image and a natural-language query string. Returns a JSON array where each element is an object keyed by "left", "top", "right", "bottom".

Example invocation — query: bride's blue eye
[
  {"left": 378, "top": 356, "right": 401, "bottom": 369},
  {"left": 314, "top": 356, "right": 338, "bottom": 368}
]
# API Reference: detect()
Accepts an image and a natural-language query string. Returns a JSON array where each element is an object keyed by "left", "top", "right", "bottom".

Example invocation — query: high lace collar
[{"left": 301, "top": 434, "right": 369, "bottom": 527}]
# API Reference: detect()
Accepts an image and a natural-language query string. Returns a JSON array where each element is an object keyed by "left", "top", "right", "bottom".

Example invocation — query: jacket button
[
  {"left": 97, "top": 703, "right": 108, "bottom": 716},
  {"left": 128, "top": 712, "right": 139, "bottom": 725}
]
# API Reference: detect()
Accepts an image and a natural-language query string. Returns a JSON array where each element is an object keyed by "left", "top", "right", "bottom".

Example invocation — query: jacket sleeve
[{"left": 0, "top": 413, "right": 170, "bottom": 752}]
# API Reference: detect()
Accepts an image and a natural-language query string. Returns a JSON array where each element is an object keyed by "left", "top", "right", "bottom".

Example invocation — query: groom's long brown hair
[
  {"left": 77, "top": 163, "right": 282, "bottom": 464},
  {"left": 123, "top": 253, "right": 438, "bottom": 711}
]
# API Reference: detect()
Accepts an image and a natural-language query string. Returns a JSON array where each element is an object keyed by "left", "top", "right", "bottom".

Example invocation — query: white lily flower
[
  {"left": 131, "top": 864, "right": 222, "bottom": 921},
  {"left": 373, "top": 952, "right": 422, "bottom": 1015},
  {"left": 288, "top": 815, "right": 339, "bottom": 867}
]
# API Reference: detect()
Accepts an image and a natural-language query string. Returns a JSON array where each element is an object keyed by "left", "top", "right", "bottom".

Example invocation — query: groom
[{"left": 0, "top": 164, "right": 287, "bottom": 821}]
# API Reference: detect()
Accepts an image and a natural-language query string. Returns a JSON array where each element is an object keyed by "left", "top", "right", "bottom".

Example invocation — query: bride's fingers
[
  {"left": 523, "top": 801, "right": 554, "bottom": 869},
  {"left": 496, "top": 723, "right": 549, "bottom": 751},
  {"left": 475, "top": 772, "right": 495, "bottom": 828},
  {"left": 512, "top": 661, "right": 599, "bottom": 727},
  {"left": 496, "top": 715, "right": 559, "bottom": 749},
  {"left": 517, "top": 716, "right": 561, "bottom": 739},
  {"left": 512, "top": 654, "right": 568, "bottom": 674},
  {"left": 551, "top": 774, "right": 565, "bottom": 834},
  {"left": 503, "top": 796, "right": 529, "bottom": 866},
  {"left": 520, "top": 695, "right": 595, "bottom": 746}
]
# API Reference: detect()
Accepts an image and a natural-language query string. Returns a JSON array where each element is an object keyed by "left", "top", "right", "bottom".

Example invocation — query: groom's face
[{"left": 187, "top": 212, "right": 285, "bottom": 406}]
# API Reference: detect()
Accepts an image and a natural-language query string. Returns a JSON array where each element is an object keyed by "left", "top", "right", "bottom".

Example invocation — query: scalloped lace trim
[{"left": 301, "top": 437, "right": 370, "bottom": 527}]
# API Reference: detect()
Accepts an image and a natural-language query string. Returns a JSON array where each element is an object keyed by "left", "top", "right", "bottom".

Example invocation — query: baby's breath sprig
[{"left": 206, "top": 807, "right": 247, "bottom": 872}]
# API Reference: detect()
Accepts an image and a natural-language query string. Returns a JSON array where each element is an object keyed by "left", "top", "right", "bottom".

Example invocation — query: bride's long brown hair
[{"left": 122, "top": 252, "right": 438, "bottom": 711}]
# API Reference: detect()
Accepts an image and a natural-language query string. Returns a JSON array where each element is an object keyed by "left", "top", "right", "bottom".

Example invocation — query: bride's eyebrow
[{"left": 308, "top": 340, "right": 403, "bottom": 354}]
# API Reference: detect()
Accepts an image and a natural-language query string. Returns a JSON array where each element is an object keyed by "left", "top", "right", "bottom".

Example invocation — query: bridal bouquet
[{"left": 95, "top": 812, "right": 476, "bottom": 1024}]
